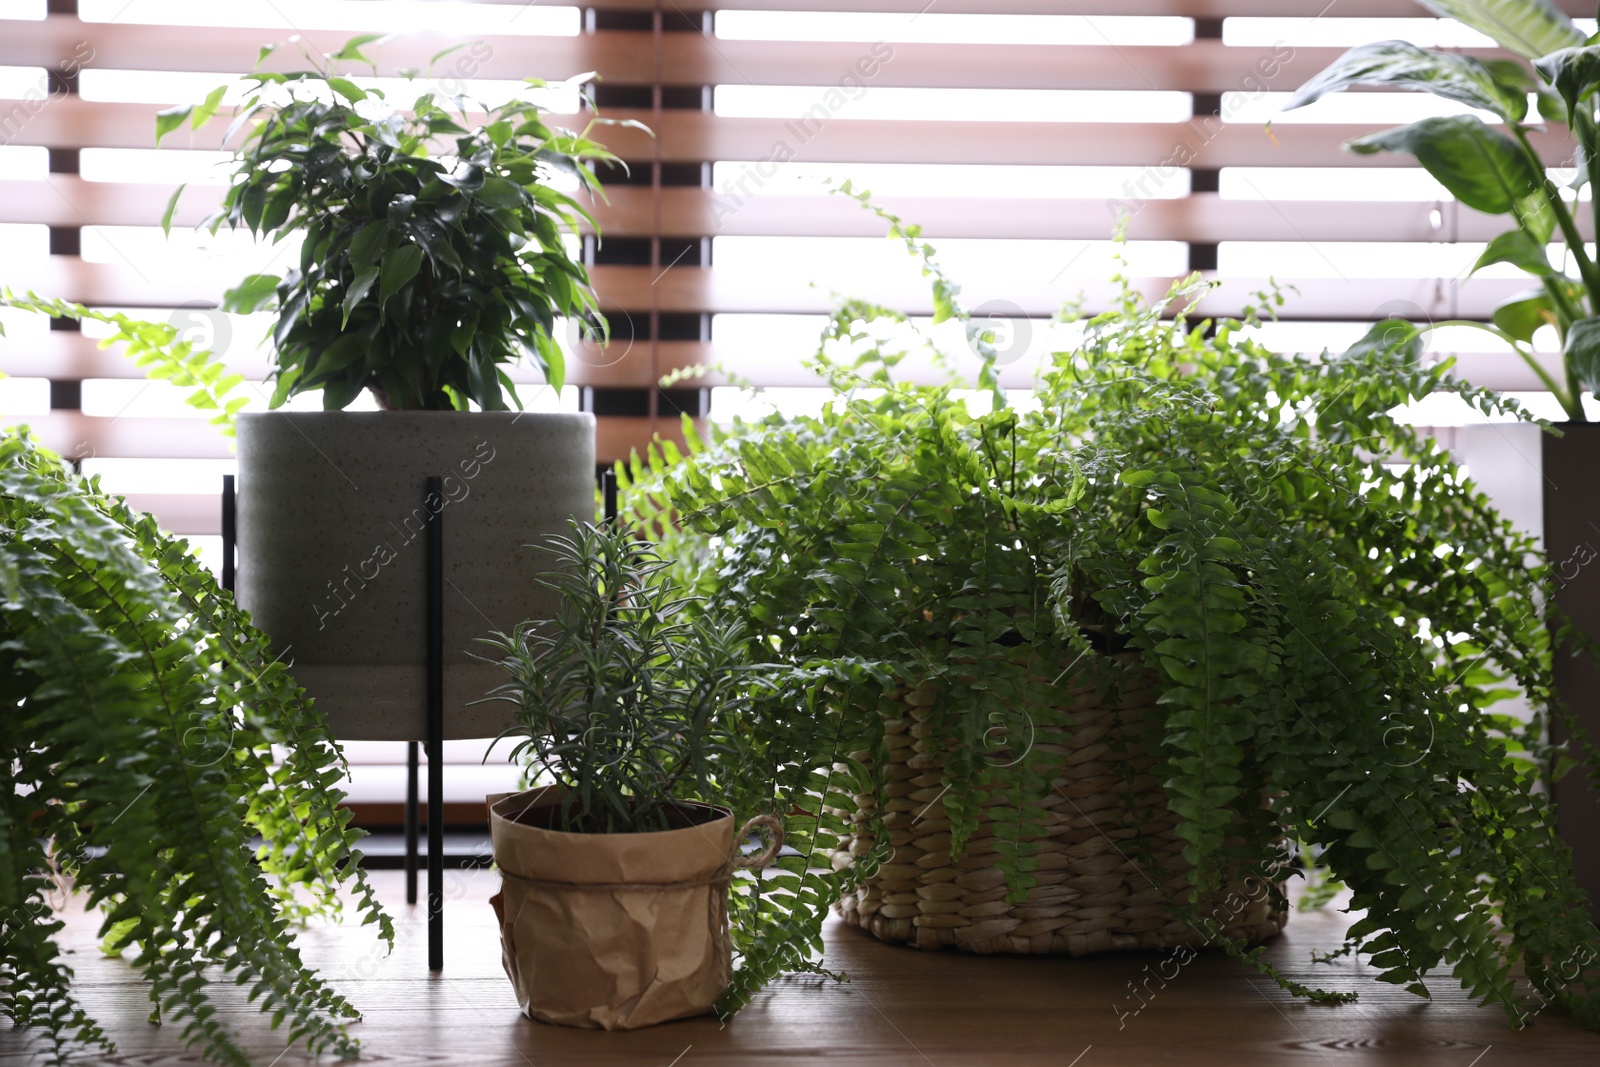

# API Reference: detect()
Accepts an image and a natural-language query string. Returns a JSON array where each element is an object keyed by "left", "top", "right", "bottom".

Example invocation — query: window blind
[{"left": 1, "top": 0, "right": 1584, "bottom": 809}]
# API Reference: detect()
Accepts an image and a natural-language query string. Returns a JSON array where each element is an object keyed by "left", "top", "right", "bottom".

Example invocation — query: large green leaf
[
  {"left": 1514, "top": 187, "right": 1556, "bottom": 242},
  {"left": 160, "top": 184, "right": 187, "bottom": 238},
  {"left": 1286, "top": 40, "right": 1529, "bottom": 123},
  {"left": 220, "top": 273, "right": 280, "bottom": 315},
  {"left": 189, "top": 85, "right": 228, "bottom": 130},
  {"left": 378, "top": 244, "right": 423, "bottom": 316},
  {"left": 326, "top": 77, "right": 367, "bottom": 104},
  {"left": 1564, "top": 314, "right": 1600, "bottom": 390},
  {"left": 154, "top": 105, "right": 193, "bottom": 145},
  {"left": 1472, "top": 229, "right": 1557, "bottom": 275},
  {"left": 1342, "top": 317, "right": 1424, "bottom": 364},
  {"left": 1533, "top": 46, "right": 1600, "bottom": 124},
  {"left": 330, "top": 32, "right": 393, "bottom": 63},
  {"left": 1348, "top": 115, "right": 1541, "bottom": 215},
  {"left": 1491, "top": 285, "right": 1563, "bottom": 341},
  {"left": 347, "top": 221, "right": 387, "bottom": 272},
  {"left": 1414, "top": 0, "right": 1583, "bottom": 61},
  {"left": 340, "top": 267, "right": 379, "bottom": 328}
]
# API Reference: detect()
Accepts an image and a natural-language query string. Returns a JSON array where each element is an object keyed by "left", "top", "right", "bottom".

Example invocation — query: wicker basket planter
[{"left": 832, "top": 662, "right": 1287, "bottom": 955}]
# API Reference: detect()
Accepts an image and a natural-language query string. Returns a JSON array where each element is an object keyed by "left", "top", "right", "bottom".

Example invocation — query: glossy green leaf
[
  {"left": 1492, "top": 287, "right": 1562, "bottom": 342},
  {"left": 1565, "top": 315, "right": 1600, "bottom": 391},
  {"left": 428, "top": 41, "right": 474, "bottom": 66},
  {"left": 1534, "top": 46, "right": 1600, "bottom": 124},
  {"left": 327, "top": 77, "right": 367, "bottom": 104},
  {"left": 220, "top": 273, "right": 280, "bottom": 315},
  {"left": 1286, "top": 40, "right": 1529, "bottom": 123},
  {"left": 1348, "top": 116, "right": 1541, "bottom": 215},
  {"left": 347, "top": 222, "right": 387, "bottom": 272},
  {"left": 1513, "top": 187, "right": 1556, "bottom": 243},
  {"left": 1343, "top": 317, "right": 1424, "bottom": 364},
  {"left": 340, "top": 267, "right": 379, "bottom": 327},
  {"left": 331, "top": 33, "right": 391, "bottom": 62},
  {"left": 154, "top": 105, "right": 194, "bottom": 145},
  {"left": 160, "top": 184, "right": 187, "bottom": 238},
  {"left": 190, "top": 85, "right": 228, "bottom": 129},
  {"left": 378, "top": 244, "right": 423, "bottom": 314},
  {"left": 1472, "top": 229, "right": 1556, "bottom": 276},
  {"left": 1415, "top": 0, "right": 1583, "bottom": 61}
]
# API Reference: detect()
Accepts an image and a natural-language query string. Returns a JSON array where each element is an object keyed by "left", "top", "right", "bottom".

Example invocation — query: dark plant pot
[
  {"left": 235, "top": 411, "right": 595, "bottom": 740},
  {"left": 1540, "top": 423, "right": 1600, "bottom": 914},
  {"left": 1460, "top": 422, "right": 1600, "bottom": 916}
]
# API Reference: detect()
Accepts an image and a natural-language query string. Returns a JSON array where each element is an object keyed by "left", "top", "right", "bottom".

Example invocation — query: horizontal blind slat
[
  {"left": 0, "top": 267, "right": 1549, "bottom": 323},
  {"left": 0, "top": 18, "right": 636, "bottom": 80},
  {"left": 573, "top": 0, "right": 1595, "bottom": 16},
  {"left": 0, "top": 21, "right": 1386, "bottom": 93},
  {"left": 22, "top": 1, "right": 1583, "bottom": 17},
  {"left": 7, "top": 182, "right": 1564, "bottom": 244},
  {"left": 11, "top": 100, "right": 1568, "bottom": 167}
]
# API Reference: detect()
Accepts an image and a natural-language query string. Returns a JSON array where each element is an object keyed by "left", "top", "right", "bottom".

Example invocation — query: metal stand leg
[
  {"left": 405, "top": 741, "right": 419, "bottom": 905},
  {"left": 601, "top": 468, "right": 618, "bottom": 525},
  {"left": 425, "top": 476, "right": 445, "bottom": 971},
  {"left": 221, "top": 475, "right": 235, "bottom": 593}
]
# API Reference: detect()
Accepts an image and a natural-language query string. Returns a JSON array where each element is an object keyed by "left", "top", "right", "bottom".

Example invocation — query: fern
[
  {"left": 1, "top": 291, "right": 247, "bottom": 436},
  {"left": 622, "top": 198, "right": 1600, "bottom": 1029},
  {"left": 0, "top": 429, "right": 391, "bottom": 1065}
]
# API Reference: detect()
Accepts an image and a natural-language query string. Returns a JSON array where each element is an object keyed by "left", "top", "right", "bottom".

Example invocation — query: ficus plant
[
  {"left": 0, "top": 429, "right": 391, "bottom": 1066},
  {"left": 158, "top": 35, "right": 634, "bottom": 411},
  {"left": 623, "top": 190, "right": 1600, "bottom": 1029},
  {"left": 1287, "top": 0, "right": 1600, "bottom": 421}
]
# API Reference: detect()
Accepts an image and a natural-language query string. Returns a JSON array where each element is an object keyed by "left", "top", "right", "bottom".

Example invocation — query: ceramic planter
[
  {"left": 234, "top": 411, "right": 595, "bottom": 740},
  {"left": 1458, "top": 422, "right": 1600, "bottom": 913},
  {"left": 486, "top": 787, "right": 781, "bottom": 1030}
]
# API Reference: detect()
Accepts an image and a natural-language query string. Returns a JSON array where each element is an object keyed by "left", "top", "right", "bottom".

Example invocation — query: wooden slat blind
[
  {"left": 4, "top": 0, "right": 1585, "bottom": 805},
  {"left": 1, "top": 0, "right": 1584, "bottom": 520}
]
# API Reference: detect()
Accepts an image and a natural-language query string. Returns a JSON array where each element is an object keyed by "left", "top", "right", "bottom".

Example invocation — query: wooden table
[{"left": 4, "top": 868, "right": 1597, "bottom": 1066}]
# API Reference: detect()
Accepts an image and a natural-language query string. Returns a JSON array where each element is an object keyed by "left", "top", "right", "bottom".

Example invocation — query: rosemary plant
[
  {"left": 479, "top": 520, "right": 883, "bottom": 1014},
  {"left": 481, "top": 520, "right": 762, "bottom": 835}
]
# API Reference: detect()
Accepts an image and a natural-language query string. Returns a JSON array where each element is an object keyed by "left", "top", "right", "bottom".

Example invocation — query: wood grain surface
[{"left": 3, "top": 868, "right": 1597, "bottom": 1066}]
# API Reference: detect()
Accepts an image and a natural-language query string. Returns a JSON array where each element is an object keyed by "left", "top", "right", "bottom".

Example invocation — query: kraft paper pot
[{"left": 487, "top": 788, "right": 783, "bottom": 1030}]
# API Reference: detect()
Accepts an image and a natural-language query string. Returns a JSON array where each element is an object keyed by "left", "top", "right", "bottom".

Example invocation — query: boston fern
[
  {"left": 1288, "top": 0, "right": 1600, "bottom": 420},
  {"left": 0, "top": 292, "right": 247, "bottom": 436},
  {"left": 623, "top": 195, "right": 1600, "bottom": 1028},
  {"left": 159, "top": 36, "right": 627, "bottom": 411},
  {"left": 0, "top": 430, "right": 391, "bottom": 1065},
  {"left": 479, "top": 520, "right": 882, "bottom": 1015}
]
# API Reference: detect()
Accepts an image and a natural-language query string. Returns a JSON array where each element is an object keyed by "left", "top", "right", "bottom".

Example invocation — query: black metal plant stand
[
  {"left": 405, "top": 741, "right": 419, "bottom": 904},
  {"left": 423, "top": 475, "right": 445, "bottom": 971},
  {"left": 222, "top": 474, "right": 448, "bottom": 972}
]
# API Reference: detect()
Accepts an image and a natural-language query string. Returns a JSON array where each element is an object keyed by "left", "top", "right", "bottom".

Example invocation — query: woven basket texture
[{"left": 831, "top": 660, "right": 1288, "bottom": 955}]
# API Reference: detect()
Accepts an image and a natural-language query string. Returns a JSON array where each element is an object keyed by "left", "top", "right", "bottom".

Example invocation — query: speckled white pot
[{"left": 235, "top": 411, "right": 596, "bottom": 740}]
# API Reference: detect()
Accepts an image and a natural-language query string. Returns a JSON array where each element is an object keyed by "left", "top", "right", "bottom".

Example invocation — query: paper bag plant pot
[{"left": 487, "top": 787, "right": 781, "bottom": 1030}]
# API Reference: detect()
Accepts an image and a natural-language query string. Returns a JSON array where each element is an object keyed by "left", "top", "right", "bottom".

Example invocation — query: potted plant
[
  {"left": 477, "top": 520, "right": 786, "bottom": 1029},
  {"left": 1284, "top": 0, "right": 1600, "bottom": 911},
  {"left": 622, "top": 193, "right": 1600, "bottom": 1029},
  {"left": 157, "top": 38, "right": 620, "bottom": 739},
  {"left": 0, "top": 427, "right": 390, "bottom": 1066}
]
